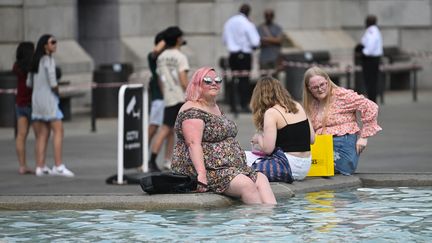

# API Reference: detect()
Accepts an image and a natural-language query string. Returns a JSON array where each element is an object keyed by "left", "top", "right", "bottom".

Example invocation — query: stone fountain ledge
[{"left": 1, "top": 173, "right": 431, "bottom": 211}]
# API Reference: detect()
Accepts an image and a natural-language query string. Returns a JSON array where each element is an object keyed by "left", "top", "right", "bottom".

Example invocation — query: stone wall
[
  {"left": 340, "top": 0, "right": 432, "bottom": 88},
  {"left": 0, "top": 0, "right": 93, "bottom": 84},
  {"left": 1, "top": 0, "right": 431, "bottom": 88}
]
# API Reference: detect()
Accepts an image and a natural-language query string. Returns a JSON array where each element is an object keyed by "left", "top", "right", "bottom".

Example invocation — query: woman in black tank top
[{"left": 245, "top": 76, "right": 315, "bottom": 180}]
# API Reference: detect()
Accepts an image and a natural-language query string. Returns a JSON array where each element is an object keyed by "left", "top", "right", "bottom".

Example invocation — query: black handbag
[
  {"left": 105, "top": 172, "right": 148, "bottom": 185},
  {"left": 140, "top": 172, "right": 198, "bottom": 195}
]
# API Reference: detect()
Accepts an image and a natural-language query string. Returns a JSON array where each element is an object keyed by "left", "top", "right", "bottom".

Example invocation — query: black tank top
[{"left": 273, "top": 108, "right": 311, "bottom": 152}]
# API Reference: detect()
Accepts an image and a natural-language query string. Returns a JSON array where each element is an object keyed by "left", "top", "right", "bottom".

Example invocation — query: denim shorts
[
  {"left": 149, "top": 99, "right": 164, "bottom": 126},
  {"left": 32, "top": 109, "right": 64, "bottom": 121},
  {"left": 15, "top": 105, "right": 32, "bottom": 120},
  {"left": 333, "top": 134, "right": 359, "bottom": 175},
  {"left": 31, "top": 96, "right": 64, "bottom": 121}
]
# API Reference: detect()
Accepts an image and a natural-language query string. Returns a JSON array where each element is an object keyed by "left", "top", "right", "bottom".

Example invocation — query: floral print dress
[{"left": 172, "top": 108, "right": 257, "bottom": 193}]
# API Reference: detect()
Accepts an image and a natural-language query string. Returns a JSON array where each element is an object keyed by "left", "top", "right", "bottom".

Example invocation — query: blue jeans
[{"left": 333, "top": 134, "right": 359, "bottom": 175}]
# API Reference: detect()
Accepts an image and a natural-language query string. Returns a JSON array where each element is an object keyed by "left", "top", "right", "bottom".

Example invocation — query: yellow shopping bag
[{"left": 307, "top": 134, "right": 334, "bottom": 177}]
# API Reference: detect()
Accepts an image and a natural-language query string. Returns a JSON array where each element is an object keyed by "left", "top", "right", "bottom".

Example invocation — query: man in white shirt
[
  {"left": 360, "top": 15, "right": 383, "bottom": 103},
  {"left": 223, "top": 3, "right": 260, "bottom": 113}
]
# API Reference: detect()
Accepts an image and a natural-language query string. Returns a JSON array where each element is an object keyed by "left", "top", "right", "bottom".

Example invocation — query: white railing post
[
  {"left": 117, "top": 85, "right": 127, "bottom": 184},
  {"left": 143, "top": 83, "right": 149, "bottom": 172}
]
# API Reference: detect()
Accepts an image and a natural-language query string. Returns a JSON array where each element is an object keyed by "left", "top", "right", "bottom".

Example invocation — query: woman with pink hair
[{"left": 172, "top": 67, "right": 276, "bottom": 205}]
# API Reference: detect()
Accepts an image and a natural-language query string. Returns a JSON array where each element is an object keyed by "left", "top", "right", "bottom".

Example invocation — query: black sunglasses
[
  {"left": 203, "top": 76, "right": 223, "bottom": 85},
  {"left": 50, "top": 40, "right": 57, "bottom": 45}
]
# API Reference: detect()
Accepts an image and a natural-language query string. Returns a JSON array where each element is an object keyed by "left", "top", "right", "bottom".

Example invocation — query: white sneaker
[
  {"left": 52, "top": 164, "right": 75, "bottom": 177},
  {"left": 36, "top": 166, "right": 52, "bottom": 176},
  {"left": 163, "top": 160, "right": 171, "bottom": 170}
]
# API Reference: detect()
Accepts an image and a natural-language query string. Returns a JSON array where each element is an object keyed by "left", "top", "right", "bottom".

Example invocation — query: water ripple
[{"left": 1, "top": 187, "right": 432, "bottom": 242}]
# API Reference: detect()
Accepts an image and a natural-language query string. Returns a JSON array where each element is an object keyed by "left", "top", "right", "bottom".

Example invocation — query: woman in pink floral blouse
[{"left": 302, "top": 66, "right": 382, "bottom": 175}]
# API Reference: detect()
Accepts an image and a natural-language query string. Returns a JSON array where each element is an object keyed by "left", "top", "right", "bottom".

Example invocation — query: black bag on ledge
[
  {"left": 140, "top": 172, "right": 198, "bottom": 195},
  {"left": 106, "top": 172, "right": 148, "bottom": 185}
]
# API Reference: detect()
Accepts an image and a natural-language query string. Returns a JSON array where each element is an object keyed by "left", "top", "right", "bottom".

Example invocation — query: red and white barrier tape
[
  {"left": 405, "top": 50, "right": 432, "bottom": 59},
  {"left": 220, "top": 59, "right": 423, "bottom": 78},
  {"left": 0, "top": 56, "right": 426, "bottom": 94},
  {"left": 0, "top": 80, "right": 139, "bottom": 95},
  {"left": 0, "top": 88, "right": 16, "bottom": 94}
]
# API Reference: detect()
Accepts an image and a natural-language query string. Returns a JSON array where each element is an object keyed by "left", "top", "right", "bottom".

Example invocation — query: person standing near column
[
  {"left": 27, "top": 34, "right": 74, "bottom": 177},
  {"left": 360, "top": 14, "right": 383, "bottom": 103},
  {"left": 257, "top": 9, "right": 284, "bottom": 76},
  {"left": 13, "top": 42, "right": 35, "bottom": 175},
  {"left": 147, "top": 31, "right": 166, "bottom": 143},
  {"left": 146, "top": 30, "right": 174, "bottom": 170},
  {"left": 148, "top": 26, "right": 190, "bottom": 172},
  {"left": 223, "top": 3, "right": 260, "bottom": 113}
]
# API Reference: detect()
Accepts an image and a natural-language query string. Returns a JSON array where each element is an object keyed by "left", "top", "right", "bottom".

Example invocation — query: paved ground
[{"left": 0, "top": 89, "right": 431, "bottom": 209}]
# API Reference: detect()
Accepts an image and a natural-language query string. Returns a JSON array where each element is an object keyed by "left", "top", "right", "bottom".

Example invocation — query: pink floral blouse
[{"left": 311, "top": 87, "right": 382, "bottom": 138}]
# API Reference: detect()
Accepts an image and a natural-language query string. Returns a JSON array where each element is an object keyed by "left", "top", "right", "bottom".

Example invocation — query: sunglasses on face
[
  {"left": 50, "top": 40, "right": 57, "bottom": 45},
  {"left": 203, "top": 76, "right": 223, "bottom": 85}
]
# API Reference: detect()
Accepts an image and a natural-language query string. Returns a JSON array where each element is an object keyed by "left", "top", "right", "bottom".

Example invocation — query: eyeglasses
[
  {"left": 50, "top": 40, "right": 57, "bottom": 45},
  {"left": 203, "top": 76, "right": 223, "bottom": 85},
  {"left": 309, "top": 82, "right": 327, "bottom": 92}
]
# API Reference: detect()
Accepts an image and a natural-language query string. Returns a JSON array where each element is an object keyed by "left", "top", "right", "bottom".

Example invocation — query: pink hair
[{"left": 185, "top": 67, "right": 215, "bottom": 101}]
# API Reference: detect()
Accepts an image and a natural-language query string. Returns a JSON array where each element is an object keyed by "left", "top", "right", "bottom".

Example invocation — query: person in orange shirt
[{"left": 302, "top": 66, "right": 382, "bottom": 175}]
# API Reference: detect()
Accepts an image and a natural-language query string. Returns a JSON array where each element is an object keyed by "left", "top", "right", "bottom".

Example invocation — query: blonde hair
[
  {"left": 250, "top": 76, "right": 298, "bottom": 131},
  {"left": 302, "top": 66, "right": 338, "bottom": 130}
]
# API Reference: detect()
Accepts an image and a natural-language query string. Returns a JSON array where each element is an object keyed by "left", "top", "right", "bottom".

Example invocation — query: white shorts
[
  {"left": 245, "top": 151, "right": 311, "bottom": 181},
  {"left": 149, "top": 99, "right": 164, "bottom": 126},
  {"left": 285, "top": 153, "right": 311, "bottom": 181}
]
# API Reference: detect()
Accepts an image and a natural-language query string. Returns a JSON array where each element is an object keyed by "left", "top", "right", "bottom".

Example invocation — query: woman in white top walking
[{"left": 27, "top": 34, "right": 74, "bottom": 177}]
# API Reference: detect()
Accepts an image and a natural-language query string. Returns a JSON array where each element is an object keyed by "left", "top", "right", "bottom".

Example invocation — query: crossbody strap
[
  {"left": 262, "top": 25, "right": 274, "bottom": 38},
  {"left": 272, "top": 107, "right": 288, "bottom": 125}
]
